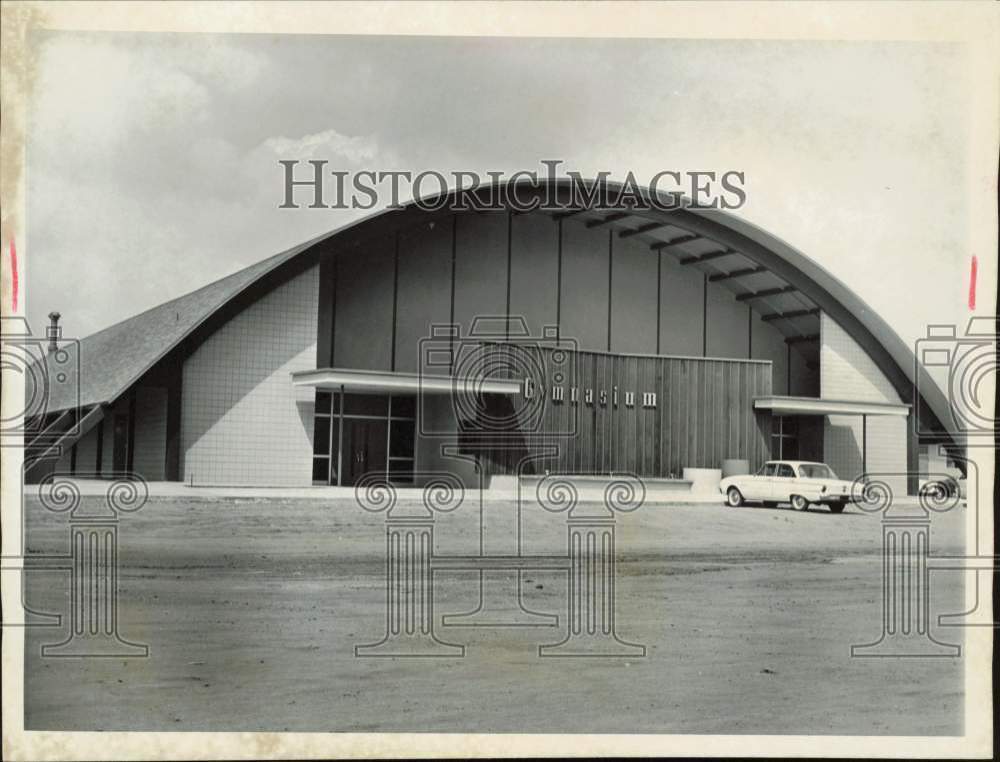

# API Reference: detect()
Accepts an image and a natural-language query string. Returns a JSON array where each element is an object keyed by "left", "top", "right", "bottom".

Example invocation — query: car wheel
[
  {"left": 828, "top": 502, "right": 846, "bottom": 514},
  {"left": 791, "top": 494, "right": 809, "bottom": 511},
  {"left": 726, "top": 487, "right": 744, "bottom": 507}
]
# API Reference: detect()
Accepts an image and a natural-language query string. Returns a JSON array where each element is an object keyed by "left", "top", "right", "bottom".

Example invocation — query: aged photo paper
[{"left": 1, "top": 2, "right": 996, "bottom": 759}]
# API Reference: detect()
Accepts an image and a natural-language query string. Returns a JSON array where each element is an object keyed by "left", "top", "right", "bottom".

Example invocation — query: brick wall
[
  {"left": 820, "top": 313, "right": 907, "bottom": 488},
  {"left": 821, "top": 314, "right": 901, "bottom": 403},
  {"left": 180, "top": 266, "right": 319, "bottom": 486}
]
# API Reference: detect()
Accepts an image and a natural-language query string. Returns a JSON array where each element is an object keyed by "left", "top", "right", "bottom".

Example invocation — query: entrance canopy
[
  {"left": 753, "top": 395, "right": 910, "bottom": 417},
  {"left": 292, "top": 367, "right": 523, "bottom": 396}
]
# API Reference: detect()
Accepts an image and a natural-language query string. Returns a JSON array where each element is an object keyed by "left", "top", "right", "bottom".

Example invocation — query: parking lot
[{"left": 23, "top": 494, "right": 966, "bottom": 734}]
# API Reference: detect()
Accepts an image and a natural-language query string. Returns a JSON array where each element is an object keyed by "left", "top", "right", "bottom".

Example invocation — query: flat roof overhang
[
  {"left": 291, "top": 368, "right": 523, "bottom": 396},
  {"left": 754, "top": 395, "right": 911, "bottom": 417}
]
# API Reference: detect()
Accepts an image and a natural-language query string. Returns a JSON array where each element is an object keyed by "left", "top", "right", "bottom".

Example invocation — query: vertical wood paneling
[{"left": 475, "top": 346, "right": 772, "bottom": 480}]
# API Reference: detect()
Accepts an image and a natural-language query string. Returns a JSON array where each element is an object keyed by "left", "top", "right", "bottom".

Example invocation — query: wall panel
[
  {"left": 658, "top": 252, "right": 705, "bottom": 356},
  {"left": 394, "top": 221, "right": 454, "bottom": 374},
  {"left": 509, "top": 213, "right": 559, "bottom": 338},
  {"left": 610, "top": 237, "right": 658, "bottom": 354},
  {"left": 751, "top": 316, "right": 789, "bottom": 395},
  {"left": 180, "top": 266, "right": 318, "bottom": 486},
  {"left": 73, "top": 425, "right": 100, "bottom": 474},
  {"left": 820, "top": 313, "right": 906, "bottom": 489},
  {"left": 560, "top": 222, "right": 610, "bottom": 352},
  {"left": 132, "top": 385, "right": 167, "bottom": 480},
  {"left": 452, "top": 212, "right": 509, "bottom": 337},
  {"left": 790, "top": 345, "right": 820, "bottom": 396},
  {"left": 706, "top": 283, "right": 749, "bottom": 359},
  {"left": 333, "top": 235, "right": 395, "bottom": 371}
]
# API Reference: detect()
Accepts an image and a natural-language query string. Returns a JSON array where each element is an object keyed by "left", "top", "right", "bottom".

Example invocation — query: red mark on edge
[
  {"left": 968, "top": 255, "right": 977, "bottom": 310},
  {"left": 9, "top": 239, "right": 17, "bottom": 312}
]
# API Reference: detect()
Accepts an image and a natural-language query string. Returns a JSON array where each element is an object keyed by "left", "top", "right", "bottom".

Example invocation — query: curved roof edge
[{"left": 42, "top": 177, "right": 960, "bottom": 453}]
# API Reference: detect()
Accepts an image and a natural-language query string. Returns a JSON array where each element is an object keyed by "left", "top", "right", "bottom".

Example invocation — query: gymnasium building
[{"left": 26, "top": 179, "right": 962, "bottom": 492}]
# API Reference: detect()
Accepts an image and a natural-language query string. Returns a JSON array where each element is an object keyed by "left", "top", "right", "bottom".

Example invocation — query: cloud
[
  {"left": 259, "top": 128, "right": 379, "bottom": 164},
  {"left": 24, "top": 32, "right": 975, "bottom": 350}
]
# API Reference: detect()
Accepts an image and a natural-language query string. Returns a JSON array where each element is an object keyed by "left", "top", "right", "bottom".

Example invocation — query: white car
[{"left": 719, "top": 460, "right": 855, "bottom": 513}]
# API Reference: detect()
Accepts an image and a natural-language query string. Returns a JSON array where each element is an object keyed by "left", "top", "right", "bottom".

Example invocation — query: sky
[{"left": 26, "top": 31, "right": 979, "bottom": 351}]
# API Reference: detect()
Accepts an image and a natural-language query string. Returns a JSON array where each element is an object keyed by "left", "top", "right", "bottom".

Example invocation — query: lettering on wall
[{"left": 521, "top": 379, "right": 659, "bottom": 408}]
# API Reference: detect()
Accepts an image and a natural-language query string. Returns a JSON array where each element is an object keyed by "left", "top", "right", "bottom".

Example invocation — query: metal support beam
[
  {"left": 736, "top": 285, "right": 797, "bottom": 302},
  {"left": 678, "top": 249, "right": 733, "bottom": 266},
  {"left": 862, "top": 414, "right": 868, "bottom": 474},
  {"left": 761, "top": 307, "right": 821, "bottom": 322},
  {"left": 784, "top": 333, "right": 820, "bottom": 345},
  {"left": 619, "top": 222, "right": 665, "bottom": 238},
  {"left": 336, "top": 384, "right": 345, "bottom": 487},
  {"left": 26, "top": 409, "right": 74, "bottom": 451},
  {"left": 551, "top": 209, "right": 585, "bottom": 221},
  {"left": 708, "top": 265, "right": 767, "bottom": 283},
  {"left": 28, "top": 404, "right": 105, "bottom": 465},
  {"left": 586, "top": 211, "right": 629, "bottom": 228},
  {"left": 650, "top": 233, "right": 700, "bottom": 251}
]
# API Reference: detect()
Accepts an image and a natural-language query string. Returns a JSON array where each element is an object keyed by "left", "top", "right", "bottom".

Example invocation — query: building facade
[{"left": 28, "top": 181, "right": 959, "bottom": 491}]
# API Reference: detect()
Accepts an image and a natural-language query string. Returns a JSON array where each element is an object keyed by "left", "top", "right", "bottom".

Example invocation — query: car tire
[
  {"left": 791, "top": 494, "right": 809, "bottom": 511},
  {"left": 726, "top": 487, "right": 744, "bottom": 507},
  {"left": 828, "top": 502, "right": 846, "bottom": 514}
]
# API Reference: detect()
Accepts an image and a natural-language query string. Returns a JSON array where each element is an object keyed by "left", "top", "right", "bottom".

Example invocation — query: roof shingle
[{"left": 36, "top": 245, "right": 307, "bottom": 414}]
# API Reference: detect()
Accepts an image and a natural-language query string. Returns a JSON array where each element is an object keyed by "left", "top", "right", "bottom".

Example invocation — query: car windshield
[{"left": 798, "top": 464, "right": 835, "bottom": 479}]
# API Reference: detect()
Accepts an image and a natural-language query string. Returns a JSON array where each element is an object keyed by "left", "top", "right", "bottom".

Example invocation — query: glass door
[
  {"left": 312, "top": 391, "right": 415, "bottom": 486},
  {"left": 343, "top": 418, "right": 388, "bottom": 487}
]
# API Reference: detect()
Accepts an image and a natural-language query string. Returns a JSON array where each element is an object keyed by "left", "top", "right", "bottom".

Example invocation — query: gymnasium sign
[{"left": 522, "top": 378, "right": 657, "bottom": 409}]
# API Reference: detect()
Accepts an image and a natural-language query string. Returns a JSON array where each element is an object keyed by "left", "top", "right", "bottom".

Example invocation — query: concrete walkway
[
  {"left": 36, "top": 477, "right": 728, "bottom": 504},
  {"left": 31, "top": 477, "right": 940, "bottom": 507}
]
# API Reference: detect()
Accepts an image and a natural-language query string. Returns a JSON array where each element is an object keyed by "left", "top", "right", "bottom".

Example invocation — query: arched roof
[{"left": 39, "top": 178, "right": 958, "bottom": 450}]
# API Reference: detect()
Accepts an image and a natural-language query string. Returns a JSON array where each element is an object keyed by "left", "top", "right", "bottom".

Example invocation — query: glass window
[
  {"left": 343, "top": 394, "right": 389, "bottom": 416},
  {"left": 390, "top": 395, "right": 416, "bottom": 419},
  {"left": 390, "top": 420, "right": 415, "bottom": 458},
  {"left": 312, "top": 416, "right": 330, "bottom": 456},
  {"left": 763, "top": 463, "right": 778, "bottom": 477},
  {"left": 315, "top": 392, "right": 332, "bottom": 415},
  {"left": 776, "top": 464, "right": 795, "bottom": 478},
  {"left": 799, "top": 464, "right": 834, "bottom": 479},
  {"left": 388, "top": 460, "right": 414, "bottom": 484},
  {"left": 312, "top": 457, "right": 329, "bottom": 482}
]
